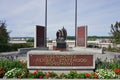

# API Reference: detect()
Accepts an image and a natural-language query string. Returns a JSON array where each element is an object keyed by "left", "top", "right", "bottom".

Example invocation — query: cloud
[
  {"left": 0, "top": 0, "right": 120, "bottom": 39},
  {"left": 0, "top": 0, "right": 45, "bottom": 18}
]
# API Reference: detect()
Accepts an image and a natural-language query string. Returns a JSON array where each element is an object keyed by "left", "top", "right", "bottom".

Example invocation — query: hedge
[{"left": 0, "top": 43, "right": 33, "bottom": 52}]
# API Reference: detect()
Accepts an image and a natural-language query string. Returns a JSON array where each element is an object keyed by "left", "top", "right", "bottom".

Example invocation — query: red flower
[
  {"left": 33, "top": 70, "right": 38, "bottom": 75},
  {"left": 114, "top": 69, "right": 120, "bottom": 74},
  {"left": 17, "top": 74, "right": 21, "bottom": 78},
  {"left": 94, "top": 72, "right": 99, "bottom": 79},
  {"left": 46, "top": 72, "right": 50, "bottom": 77},
  {"left": 85, "top": 73, "right": 91, "bottom": 77},
  {"left": 60, "top": 73, "right": 65, "bottom": 77},
  {"left": 39, "top": 75, "right": 43, "bottom": 79},
  {"left": 48, "top": 72, "right": 50, "bottom": 74},
  {"left": 60, "top": 74, "right": 63, "bottom": 77}
]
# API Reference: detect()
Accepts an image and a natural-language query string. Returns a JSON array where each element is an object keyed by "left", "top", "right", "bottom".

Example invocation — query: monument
[
  {"left": 56, "top": 27, "right": 67, "bottom": 49},
  {"left": 34, "top": 25, "right": 46, "bottom": 48},
  {"left": 27, "top": 26, "right": 99, "bottom": 74},
  {"left": 18, "top": 25, "right": 48, "bottom": 54},
  {"left": 53, "top": 27, "right": 67, "bottom": 50},
  {"left": 26, "top": 0, "right": 104, "bottom": 74},
  {"left": 77, "top": 26, "right": 87, "bottom": 47}
]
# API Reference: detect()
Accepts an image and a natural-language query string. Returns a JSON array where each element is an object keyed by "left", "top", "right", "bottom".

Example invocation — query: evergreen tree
[
  {"left": 0, "top": 21, "right": 10, "bottom": 44},
  {"left": 111, "top": 21, "right": 120, "bottom": 44}
]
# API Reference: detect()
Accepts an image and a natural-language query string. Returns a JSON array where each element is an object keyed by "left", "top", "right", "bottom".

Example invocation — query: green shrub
[
  {"left": 66, "top": 71, "right": 78, "bottom": 79},
  {"left": 0, "top": 43, "right": 33, "bottom": 52},
  {"left": 77, "top": 73, "right": 86, "bottom": 79},
  {"left": 95, "top": 58, "right": 120, "bottom": 70},
  {"left": 27, "top": 73, "right": 35, "bottom": 78},
  {"left": 36, "top": 71, "right": 45, "bottom": 78},
  {"left": 0, "top": 57, "right": 27, "bottom": 73},
  {"left": 106, "top": 46, "right": 120, "bottom": 52},
  {"left": 3, "top": 68, "right": 28, "bottom": 78},
  {"left": 59, "top": 73, "right": 67, "bottom": 79},
  {"left": 49, "top": 72, "right": 57, "bottom": 78},
  {"left": 96, "top": 69, "right": 116, "bottom": 79},
  {"left": 25, "top": 70, "right": 120, "bottom": 79},
  {"left": 0, "top": 67, "right": 5, "bottom": 78},
  {"left": 0, "top": 44, "right": 11, "bottom": 52}
]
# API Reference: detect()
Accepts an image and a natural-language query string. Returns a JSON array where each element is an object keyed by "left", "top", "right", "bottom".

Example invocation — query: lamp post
[{"left": 75, "top": 0, "right": 77, "bottom": 47}]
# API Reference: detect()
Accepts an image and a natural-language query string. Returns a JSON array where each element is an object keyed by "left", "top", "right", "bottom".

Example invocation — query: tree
[
  {"left": 0, "top": 21, "right": 10, "bottom": 44},
  {"left": 67, "top": 36, "right": 75, "bottom": 40},
  {"left": 110, "top": 21, "right": 120, "bottom": 44},
  {"left": 87, "top": 36, "right": 97, "bottom": 41}
]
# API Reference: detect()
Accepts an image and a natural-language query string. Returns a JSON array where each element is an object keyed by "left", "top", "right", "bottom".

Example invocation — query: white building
[
  {"left": 47, "top": 40, "right": 113, "bottom": 49},
  {"left": 9, "top": 40, "right": 27, "bottom": 44}
]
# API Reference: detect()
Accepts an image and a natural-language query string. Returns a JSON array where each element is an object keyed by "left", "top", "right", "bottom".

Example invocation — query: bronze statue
[{"left": 56, "top": 27, "right": 67, "bottom": 42}]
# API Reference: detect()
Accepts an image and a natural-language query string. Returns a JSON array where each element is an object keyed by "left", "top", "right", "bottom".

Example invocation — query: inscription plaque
[{"left": 28, "top": 52, "right": 95, "bottom": 69}]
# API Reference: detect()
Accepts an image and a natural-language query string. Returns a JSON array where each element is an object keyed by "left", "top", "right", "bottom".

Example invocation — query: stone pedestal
[
  {"left": 52, "top": 42, "right": 67, "bottom": 51},
  {"left": 53, "top": 46, "right": 67, "bottom": 51},
  {"left": 57, "top": 42, "right": 66, "bottom": 48}
]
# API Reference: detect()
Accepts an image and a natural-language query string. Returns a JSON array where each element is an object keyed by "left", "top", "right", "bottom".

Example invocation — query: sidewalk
[{"left": 0, "top": 51, "right": 18, "bottom": 56}]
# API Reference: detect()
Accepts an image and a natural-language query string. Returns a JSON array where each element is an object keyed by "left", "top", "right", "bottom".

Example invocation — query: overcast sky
[{"left": 0, "top": 0, "right": 120, "bottom": 39}]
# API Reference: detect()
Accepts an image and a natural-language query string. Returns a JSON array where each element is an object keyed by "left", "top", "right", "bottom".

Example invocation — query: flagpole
[
  {"left": 75, "top": 0, "right": 77, "bottom": 47},
  {"left": 45, "top": 0, "right": 47, "bottom": 47}
]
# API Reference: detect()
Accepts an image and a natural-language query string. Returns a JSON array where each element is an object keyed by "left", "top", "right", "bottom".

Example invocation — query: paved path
[
  {"left": 0, "top": 51, "right": 120, "bottom": 61},
  {"left": 95, "top": 51, "right": 120, "bottom": 61},
  {"left": 0, "top": 51, "right": 18, "bottom": 55}
]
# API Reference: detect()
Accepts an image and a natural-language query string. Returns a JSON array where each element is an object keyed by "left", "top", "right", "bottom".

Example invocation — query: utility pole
[{"left": 75, "top": 0, "right": 77, "bottom": 47}]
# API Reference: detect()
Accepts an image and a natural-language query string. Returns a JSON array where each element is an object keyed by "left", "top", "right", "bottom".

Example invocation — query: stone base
[
  {"left": 18, "top": 47, "right": 49, "bottom": 54},
  {"left": 27, "top": 50, "right": 95, "bottom": 71},
  {"left": 53, "top": 46, "right": 67, "bottom": 51},
  {"left": 73, "top": 47, "right": 104, "bottom": 54},
  {"left": 57, "top": 42, "right": 66, "bottom": 48},
  {"left": 29, "top": 69, "right": 94, "bottom": 75}
]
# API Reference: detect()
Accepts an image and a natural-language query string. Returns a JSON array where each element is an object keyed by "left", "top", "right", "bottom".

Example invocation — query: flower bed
[
  {"left": 4, "top": 68, "right": 28, "bottom": 78},
  {"left": 3, "top": 69, "right": 120, "bottom": 79},
  {"left": 0, "top": 57, "right": 27, "bottom": 78},
  {"left": 0, "top": 57, "right": 120, "bottom": 79}
]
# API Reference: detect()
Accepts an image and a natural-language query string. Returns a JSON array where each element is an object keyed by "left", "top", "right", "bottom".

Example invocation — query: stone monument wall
[
  {"left": 77, "top": 26, "right": 87, "bottom": 47},
  {"left": 34, "top": 25, "right": 45, "bottom": 48}
]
